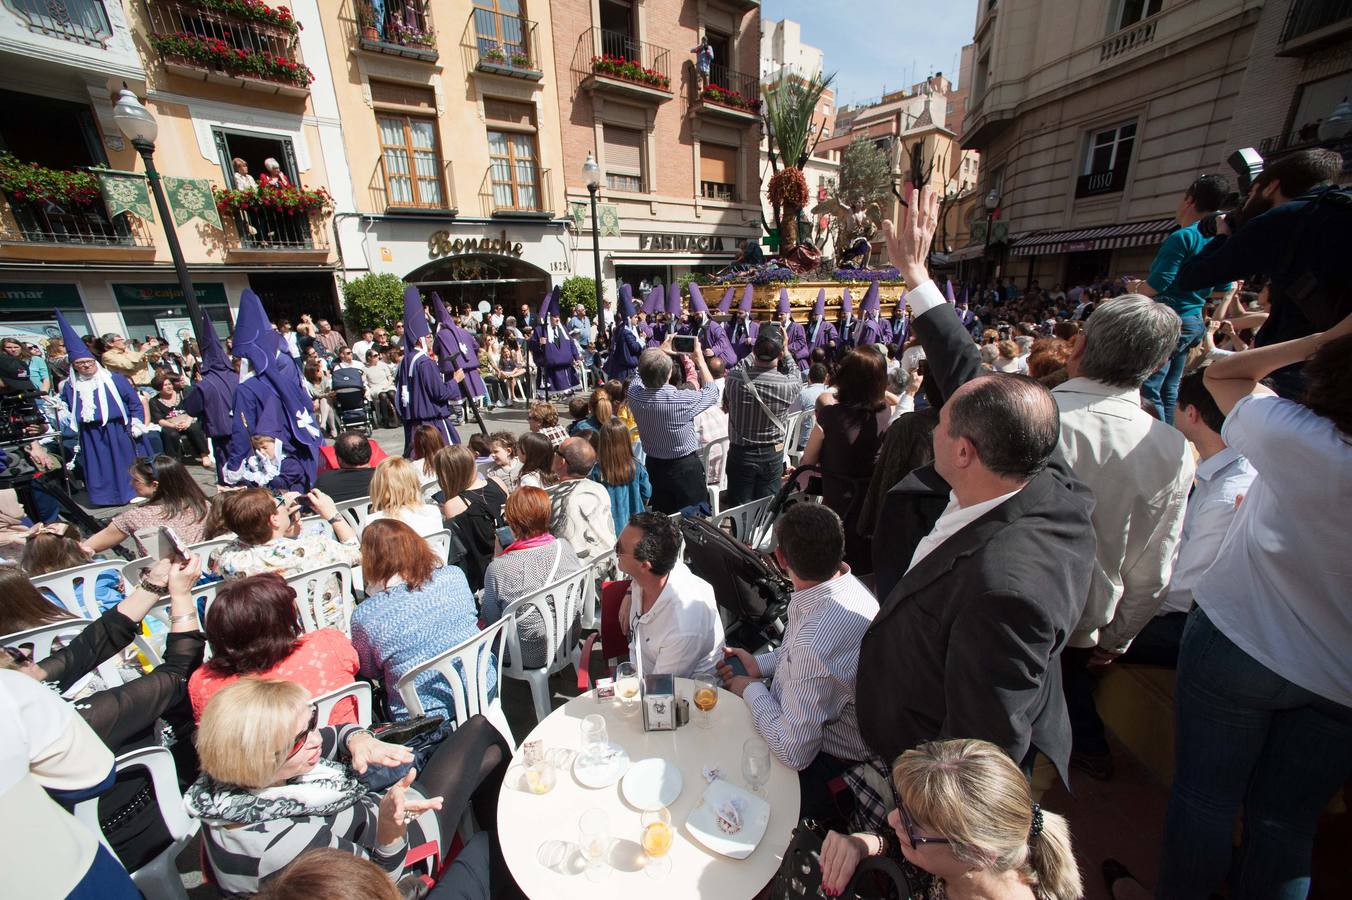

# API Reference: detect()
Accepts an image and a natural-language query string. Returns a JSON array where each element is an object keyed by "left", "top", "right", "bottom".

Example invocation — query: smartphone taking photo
[{"left": 671, "top": 334, "right": 697, "bottom": 354}]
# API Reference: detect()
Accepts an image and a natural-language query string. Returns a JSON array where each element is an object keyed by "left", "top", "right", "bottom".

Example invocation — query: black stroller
[{"left": 331, "top": 367, "right": 372, "bottom": 434}]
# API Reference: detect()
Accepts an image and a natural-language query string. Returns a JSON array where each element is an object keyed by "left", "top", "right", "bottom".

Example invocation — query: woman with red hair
[{"left": 188, "top": 572, "right": 359, "bottom": 723}]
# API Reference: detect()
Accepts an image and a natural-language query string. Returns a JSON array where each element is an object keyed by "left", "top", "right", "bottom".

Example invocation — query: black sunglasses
[
  {"left": 283, "top": 705, "right": 319, "bottom": 760},
  {"left": 4, "top": 646, "right": 32, "bottom": 666},
  {"left": 898, "top": 803, "right": 951, "bottom": 847}
]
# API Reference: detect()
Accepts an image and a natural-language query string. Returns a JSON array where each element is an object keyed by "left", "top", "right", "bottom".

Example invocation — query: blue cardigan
[{"left": 590, "top": 462, "right": 651, "bottom": 537}]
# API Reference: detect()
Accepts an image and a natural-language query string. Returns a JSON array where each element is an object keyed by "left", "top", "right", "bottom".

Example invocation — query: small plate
[
  {"left": 621, "top": 758, "right": 683, "bottom": 810},
  {"left": 686, "top": 779, "right": 770, "bottom": 860},
  {"left": 573, "top": 743, "right": 630, "bottom": 789}
]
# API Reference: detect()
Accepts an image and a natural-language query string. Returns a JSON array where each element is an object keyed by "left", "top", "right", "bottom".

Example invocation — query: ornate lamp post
[
  {"left": 982, "top": 187, "right": 1001, "bottom": 285},
  {"left": 112, "top": 87, "right": 205, "bottom": 345},
  {"left": 582, "top": 152, "right": 606, "bottom": 346}
]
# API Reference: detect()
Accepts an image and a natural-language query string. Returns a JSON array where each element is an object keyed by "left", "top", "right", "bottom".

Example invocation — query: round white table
[{"left": 497, "top": 678, "right": 801, "bottom": 899}]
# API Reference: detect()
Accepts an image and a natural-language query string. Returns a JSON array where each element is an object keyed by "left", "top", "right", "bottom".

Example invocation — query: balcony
[
  {"left": 1099, "top": 15, "right": 1158, "bottom": 62},
  {"left": 478, "top": 166, "right": 552, "bottom": 219},
  {"left": 690, "top": 63, "right": 761, "bottom": 123},
  {"left": 8, "top": 0, "right": 113, "bottom": 46},
  {"left": 369, "top": 157, "right": 456, "bottom": 214},
  {"left": 145, "top": 0, "right": 312, "bottom": 97},
  {"left": 0, "top": 194, "right": 153, "bottom": 248},
  {"left": 573, "top": 28, "right": 672, "bottom": 103},
  {"left": 1277, "top": 0, "right": 1352, "bottom": 55},
  {"left": 462, "top": 10, "right": 543, "bottom": 81},
  {"left": 353, "top": 0, "right": 437, "bottom": 61},
  {"left": 222, "top": 207, "right": 329, "bottom": 254}
]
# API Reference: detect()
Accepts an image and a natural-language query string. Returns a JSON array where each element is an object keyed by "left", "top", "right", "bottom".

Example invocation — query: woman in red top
[
  {"left": 258, "top": 157, "right": 292, "bottom": 188},
  {"left": 188, "top": 572, "right": 360, "bottom": 723}
]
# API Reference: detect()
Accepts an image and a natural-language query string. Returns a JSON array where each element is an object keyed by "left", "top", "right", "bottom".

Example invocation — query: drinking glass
[
  {"left": 640, "top": 807, "right": 673, "bottom": 878},
  {"left": 524, "top": 759, "right": 555, "bottom": 794},
  {"left": 615, "top": 662, "right": 640, "bottom": 717},
  {"left": 692, "top": 674, "right": 720, "bottom": 730},
  {"left": 580, "top": 714, "right": 608, "bottom": 765},
  {"left": 578, "top": 808, "right": 610, "bottom": 882},
  {"left": 742, "top": 737, "right": 771, "bottom": 795}
]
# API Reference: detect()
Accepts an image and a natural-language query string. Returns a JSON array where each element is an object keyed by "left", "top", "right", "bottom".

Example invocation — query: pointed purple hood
[
  {"left": 665, "top": 282, "right": 682, "bottom": 317},
  {"left": 811, "top": 288, "right": 826, "bottom": 319},
  {"left": 55, "top": 310, "right": 93, "bottom": 362},
  {"left": 688, "top": 281, "right": 709, "bottom": 314},
  {"left": 716, "top": 287, "right": 735, "bottom": 314}
]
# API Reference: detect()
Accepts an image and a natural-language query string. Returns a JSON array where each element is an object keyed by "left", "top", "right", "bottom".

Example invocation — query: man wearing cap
[
  {"left": 804, "top": 289, "right": 839, "bottom": 372},
  {"left": 605, "top": 284, "right": 644, "bottom": 382},
  {"left": 54, "top": 312, "right": 146, "bottom": 505},
  {"left": 723, "top": 321, "right": 802, "bottom": 506},
  {"left": 396, "top": 286, "right": 460, "bottom": 454}
]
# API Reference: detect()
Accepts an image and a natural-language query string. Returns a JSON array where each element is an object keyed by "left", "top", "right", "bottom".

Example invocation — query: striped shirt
[
  {"left": 626, "top": 374, "right": 719, "bottom": 460},
  {"left": 745, "top": 567, "right": 878, "bottom": 769},
  {"left": 724, "top": 357, "right": 803, "bottom": 447}
]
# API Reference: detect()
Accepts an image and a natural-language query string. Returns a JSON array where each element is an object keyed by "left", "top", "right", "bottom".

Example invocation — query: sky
[{"left": 761, "top": 0, "right": 981, "bottom": 107}]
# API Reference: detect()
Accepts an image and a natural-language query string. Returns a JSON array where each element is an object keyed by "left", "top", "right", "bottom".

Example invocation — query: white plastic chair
[
  {"left": 425, "top": 529, "right": 453, "bottom": 564},
  {"left": 31, "top": 560, "right": 123, "bottom": 619},
  {"left": 120, "top": 556, "right": 154, "bottom": 589},
  {"left": 710, "top": 495, "right": 774, "bottom": 546},
  {"left": 285, "top": 563, "right": 356, "bottom": 635},
  {"left": 313, "top": 681, "right": 374, "bottom": 727},
  {"left": 395, "top": 617, "right": 513, "bottom": 746},
  {"left": 699, "top": 435, "right": 730, "bottom": 517},
  {"left": 498, "top": 566, "right": 590, "bottom": 724},
  {"left": 2, "top": 619, "right": 127, "bottom": 687},
  {"left": 73, "top": 746, "right": 199, "bottom": 900},
  {"left": 334, "top": 496, "right": 375, "bottom": 532},
  {"left": 782, "top": 409, "right": 808, "bottom": 470},
  {"left": 579, "top": 549, "right": 616, "bottom": 631},
  {"left": 132, "top": 526, "right": 158, "bottom": 557}
]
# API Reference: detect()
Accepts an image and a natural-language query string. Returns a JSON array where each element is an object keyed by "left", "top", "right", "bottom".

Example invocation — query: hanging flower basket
[
  {"left": 212, "top": 184, "right": 334, "bottom": 216},
  {"left": 590, "top": 55, "right": 670, "bottom": 90},
  {"left": 0, "top": 154, "right": 102, "bottom": 207}
]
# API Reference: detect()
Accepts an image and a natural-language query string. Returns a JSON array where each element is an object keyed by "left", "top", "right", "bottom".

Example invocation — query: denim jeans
[
  {"left": 1158, "top": 608, "right": 1352, "bottom": 900},
  {"left": 725, "top": 443, "right": 782, "bottom": 508},
  {"left": 1142, "top": 313, "right": 1205, "bottom": 424}
]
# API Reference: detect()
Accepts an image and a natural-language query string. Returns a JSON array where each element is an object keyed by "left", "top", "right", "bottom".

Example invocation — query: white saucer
[
  {"left": 686, "top": 779, "right": 770, "bottom": 859},
  {"left": 621, "top": 758, "right": 683, "bottom": 810},
  {"left": 573, "top": 743, "right": 630, "bottom": 789}
]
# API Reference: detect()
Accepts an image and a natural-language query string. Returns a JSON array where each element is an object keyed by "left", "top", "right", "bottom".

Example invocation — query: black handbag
[{"left": 771, "top": 819, "right": 915, "bottom": 900}]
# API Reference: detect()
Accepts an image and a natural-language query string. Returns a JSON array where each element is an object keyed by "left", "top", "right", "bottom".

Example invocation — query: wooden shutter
[
  {"left": 700, "top": 143, "right": 738, "bottom": 184},
  {"left": 369, "top": 81, "right": 435, "bottom": 111},
  {"left": 604, "top": 125, "right": 643, "bottom": 177},
  {"left": 483, "top": 99, "right": 535, "bottom": 130}
]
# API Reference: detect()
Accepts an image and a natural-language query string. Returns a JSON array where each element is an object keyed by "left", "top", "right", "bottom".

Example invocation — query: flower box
[
  {"left": 0, "top": 154, "right": 102, "bottom": 208},
  {"left": 149, "top": 31, "right": 313, "bottom": 88},
  {"left": 589, "top": 55, "right": 670, "bottom": 91},
  {"left": 212, "top": 184, "right": 333, "bottom": 216},
  {"left": 700, "top": 85, "right": 759, "bottom": 113}
]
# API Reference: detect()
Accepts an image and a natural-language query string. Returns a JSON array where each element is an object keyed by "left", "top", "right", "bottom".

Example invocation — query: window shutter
[
  {"left": 604, "top": 125, "right": 643, "bottom": 177},
  {"left": 483, "top": 99, "right": 535, "bottom": 129},
  {"left": 369, "top": 81, "right": 435, "bottom": 111},
  {"left": 699, "top": 143, "right": 738, "bottom": 184}
]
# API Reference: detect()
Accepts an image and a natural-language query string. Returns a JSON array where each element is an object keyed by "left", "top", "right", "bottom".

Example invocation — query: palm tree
[{"left": 763, "top": 71, "right": 834, "bottom": 251}]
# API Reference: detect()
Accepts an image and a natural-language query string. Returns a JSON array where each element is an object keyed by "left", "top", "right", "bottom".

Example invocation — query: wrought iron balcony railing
[
  {"left": 9, "top": 0, "right": 113, "bottom": 46},
  {"left": 462, "top": 9, "right": 543, "bottom": 79},
  {"left": 478, "top": 165, "right": 551, "bottom": 217},
  {"left": 222, "top": 206, "right": 328, "bottom": 252},
  {"left": 355, "top": 0, "right": 437, "bottom": 60},
  {"left": 145, "top": 0, "right": 311, "bottom": 94},
  {"left": 1, "top": 194, "right": 152, "bottom": 247},
  {"left": 370, "top": 156, "right": 455, "bottom": 213},
  {"left": 695, "top": 64, "right": 761, "bottom": 115},
  {"left": 573, "top": 27, "right": 672, "bottom": 95},
  {"left": 1279, "top": 0, "right": 1352, "bottom": 49}
]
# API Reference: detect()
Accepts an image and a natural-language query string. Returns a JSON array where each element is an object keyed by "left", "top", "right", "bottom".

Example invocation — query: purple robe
[
  {"left": 535, "top": 324, "right": 580, "bottom": 391},
  {"left": 226, "top": 376, "right": 320, "bottom": 493},
  {"left": 397, "top": 351, "right": 460, "bottom": 453},
  {"left": 432, "top": 328, "right": 465, "bottom": 403},
  {"left": 837, "top": 316, "right": 860, "bottom": 350},
  {"left": 805, "top": 317, "right": 839, "bottom": 369},
  {"left": 727, "top": 316, "right": 757, "bottom": 361},
  {"left": 783, "top": 320, "right": 808, "bottom": 363},
  {"left": 857, "top": 317, "right": 885, "bottom": 346},
  {"left": 449, "top": 326, "right": 486, "bottom": 398},
  {"left": 696, "top": 318, "right": 737, "bottom": 368},
  {"left": 605, "top": 325, "right": 643, "bottom": 380},
  {"left": 62, "top": 373, "right": 143, "bottom": 506}
]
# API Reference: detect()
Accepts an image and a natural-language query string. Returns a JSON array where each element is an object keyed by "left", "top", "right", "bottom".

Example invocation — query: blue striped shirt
[
  {"left": 626, "top": 375, "right": 719, "bottom": 460},
  {"left": 746, "top": 568, "right": 878, "bottom": 769}
]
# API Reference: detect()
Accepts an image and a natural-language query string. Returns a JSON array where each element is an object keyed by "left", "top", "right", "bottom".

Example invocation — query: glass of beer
[
  {"left": 615, "top": 661, "right": 640, "bottom": 717},
  {"left": 693, "top": 674, "right": 720, "bottom": 730},
  {"left": 640, "top": 807, "right": 673, "bottom": 878}
]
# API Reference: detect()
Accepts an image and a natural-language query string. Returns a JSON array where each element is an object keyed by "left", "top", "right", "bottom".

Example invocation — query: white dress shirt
[
  {"left": 351, "top": 339, "right": 372, "bottom": 361},
  {"left": 1052, "top": 377, "right": 1194, "bottom": 652},
  {"left": 1157, "top": 447, "right": 1255, "bottom": 615},
  {"left": 907, "top": 488, "right": 1023, "bottom": 574},
  {"left": 628, "top": 561, "right": 726, "bottom": 678},
  {"left": 1194, "top": 394, "right": 1352, "bottom": 707}
]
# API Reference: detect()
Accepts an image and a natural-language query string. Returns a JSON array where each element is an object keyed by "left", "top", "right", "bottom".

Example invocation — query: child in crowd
[
  {"left": 486, "top": 430, "right": 521, "bottom": 493},
  {"left": 565, "top": 395, "right": 590, "bottom": 436},
  {"left": 21, "top": 522, "right": 124, "bottom": 612},
  {"left": 468, "top": 433, "right": 493, "bottom": 470}
]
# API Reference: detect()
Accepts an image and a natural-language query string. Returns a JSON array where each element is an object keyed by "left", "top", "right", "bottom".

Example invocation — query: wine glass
[
  {"left": 742, "top": 737, "right": 771, "bottom": 795},
  {"left": 578, "top": 808, "right": 610, "bottom": 882},
  {"left": 692, "top": 674, "right": 720, "bottom": 730},
  {"left": 580, "top": 714, "right": 608, "bottom": 766},
  {"left": 615, "top": 661, "right": 640, "bottom": 717},
  {"left": 640, "top": 807, "right": 673, "bottom": 878}
]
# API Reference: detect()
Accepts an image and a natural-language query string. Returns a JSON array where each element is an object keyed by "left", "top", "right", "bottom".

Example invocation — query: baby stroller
[
  {"left": 330, "top": 367, "right": 372, "bottom": 434},
  {"left": 679, "top": 513, "right": 792, "bottom": 653}
]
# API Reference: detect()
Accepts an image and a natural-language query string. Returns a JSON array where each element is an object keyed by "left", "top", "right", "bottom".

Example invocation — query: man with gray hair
[
  {"left": 627, "top": 333, "right": 719, "bottom": 512},
  {"left": 1054, "top": 293, "right": 1195, "bottom": 780},
  {"left": 548, "top": 436, "right": 615, "bottom": 561}
]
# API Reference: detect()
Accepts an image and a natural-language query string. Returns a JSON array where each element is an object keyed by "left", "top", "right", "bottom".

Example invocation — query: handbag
[
  {"left": 771, "top": 818, "right": 914, "bottom": 900},
  {"left": 359, "top": 717, "right": 452, "bottom": 792}
]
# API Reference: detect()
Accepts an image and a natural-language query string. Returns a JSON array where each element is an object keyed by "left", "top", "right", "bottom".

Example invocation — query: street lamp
[
  {"left": 112, "top": 86, "right": 205, "bottom": 345},
  {"left": 582, "top": 152, "right": 606, "bottom": 346},
  {"left": 982, "top": 187, "right": 1001, "bottom": 285}
]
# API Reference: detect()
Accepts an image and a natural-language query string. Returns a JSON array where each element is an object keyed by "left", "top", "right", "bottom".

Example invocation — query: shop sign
[
  {"left": 0, "top": 282, "right": 84, "bottom": 308},
  {"left": 638, "top": 233, "right": 728, "bottom": 252},
  {"left": 428, "top": 229, "right": 524, "bottom": 259},
  {"left": 111, "top": 282, "right": 229, "bottom": 307}
]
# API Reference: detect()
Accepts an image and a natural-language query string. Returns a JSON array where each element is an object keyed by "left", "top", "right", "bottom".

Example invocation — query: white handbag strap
[{"left": 735, "top": 367, "right": 786, "bottom": 437}]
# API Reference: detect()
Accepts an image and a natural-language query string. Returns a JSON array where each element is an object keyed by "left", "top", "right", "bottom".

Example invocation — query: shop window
[
  {"left": 699, "top": 142, "right": 738, "bottom": 201},
  {"left": 603, "top": 124, "right": 644, "bottom": 192}
]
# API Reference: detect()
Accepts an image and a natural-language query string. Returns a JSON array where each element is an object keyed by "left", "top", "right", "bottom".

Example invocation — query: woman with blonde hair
[
  {"left": 993, "top": 339, "right": 1028, "bottom": 373},
  {"left": 365, "top": 456, "right": 442, "bottom": 537},
  {"left": 820, "top": 738, "right": 1082, "bottom": 900}
]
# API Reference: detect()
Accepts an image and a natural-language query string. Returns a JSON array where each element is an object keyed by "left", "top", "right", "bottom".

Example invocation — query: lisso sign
[{"left": 428, "top": 229, "right": 524, "bottom": 259}]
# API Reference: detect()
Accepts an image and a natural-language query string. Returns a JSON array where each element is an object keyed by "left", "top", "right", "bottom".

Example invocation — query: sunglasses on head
[
  {"left": 898, "top": 802, "right": 951, "bottom": 848},
  {"left": 283, "top": 705, "right": 319, "bottom": 760}
]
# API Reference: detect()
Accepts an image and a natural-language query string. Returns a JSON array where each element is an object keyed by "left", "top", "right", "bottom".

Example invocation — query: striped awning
[{"left": 1009, "top": 217, "right": 1175, "bottom": 257}]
